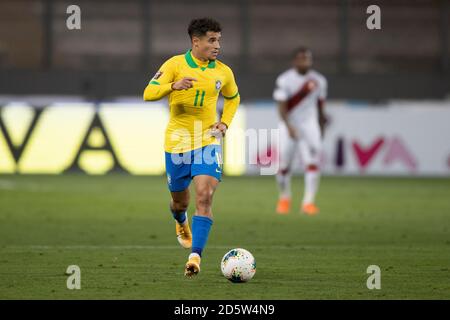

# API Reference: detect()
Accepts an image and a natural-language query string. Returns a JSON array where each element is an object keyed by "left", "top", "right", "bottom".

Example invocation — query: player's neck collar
[
  {"left": 185, "top": 50, "right": 216, "bottom": 70},
  {"left": 295, "top": 68, "right": 310, "bottom": 76}
]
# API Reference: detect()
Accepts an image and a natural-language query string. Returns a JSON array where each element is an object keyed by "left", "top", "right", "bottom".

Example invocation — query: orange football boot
[
  {"left": 276, "top": 198, "right": 291, "bottom": 214},
  {"left": 302, "top": 203, "right": 319, "bottom": 215}
]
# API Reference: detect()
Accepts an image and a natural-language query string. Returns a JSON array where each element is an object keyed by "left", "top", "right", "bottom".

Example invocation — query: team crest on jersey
[
  {"left": 215, "top": 80, "right": 222, "bottom": 91},
  {"left": 153, "top": 71, "right": 163, "bottom": 80}
]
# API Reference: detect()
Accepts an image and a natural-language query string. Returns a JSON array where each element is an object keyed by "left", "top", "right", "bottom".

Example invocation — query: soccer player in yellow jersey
[{"left": 143, "top": 18, "right": 240, "bottom": 277}]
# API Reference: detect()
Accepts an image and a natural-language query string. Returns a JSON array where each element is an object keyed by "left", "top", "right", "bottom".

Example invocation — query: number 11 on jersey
[{"left": 194, "top": 90, "right": 206, "bottom": 107}]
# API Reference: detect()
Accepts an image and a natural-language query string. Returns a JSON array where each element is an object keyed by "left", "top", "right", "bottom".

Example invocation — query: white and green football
[{"left": 221, "top": 248, "right": 256, "bottom": 283}]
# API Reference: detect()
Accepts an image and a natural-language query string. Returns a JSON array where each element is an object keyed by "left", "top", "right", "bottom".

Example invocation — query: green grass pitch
[{"left": 0, "top": 175, "right": 449, "bottom": 299}]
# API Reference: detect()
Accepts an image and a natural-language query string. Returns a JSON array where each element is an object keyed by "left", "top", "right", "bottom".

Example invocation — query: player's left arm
[
  {"left": 317, "top": 77, "right": 328, "bottom": 138},
  {"left": 212, "top": 66, "right": 240, "bottom": 136}
]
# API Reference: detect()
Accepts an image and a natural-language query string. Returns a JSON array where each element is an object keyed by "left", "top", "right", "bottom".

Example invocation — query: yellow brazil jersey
[{"left": 143, "top": 50, "right": 240, "bottom": 153}]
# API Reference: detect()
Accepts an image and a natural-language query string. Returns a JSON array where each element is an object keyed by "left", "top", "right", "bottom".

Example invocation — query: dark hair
[
  {"left": 293, "top": 46, "right": 311, "bottom": 57},
  {"left": 188, "top": 18, "right": 222, "bottom": 39}
]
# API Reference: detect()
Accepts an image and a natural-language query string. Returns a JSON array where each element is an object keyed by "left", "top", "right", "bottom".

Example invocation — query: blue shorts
[{"left": 165, "top": 144, "right": 222, "bottom": 192}]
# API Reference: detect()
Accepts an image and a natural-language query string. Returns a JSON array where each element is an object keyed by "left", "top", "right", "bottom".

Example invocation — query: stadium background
[
  {"left": 1, "top": 0, "right": 449, "bottom": 99},
  {"left": 0, "top": 0, "right": 449, "bottom": 177},
  {"left": 1, "top": 0, "right": 450, "bottom": 300}
]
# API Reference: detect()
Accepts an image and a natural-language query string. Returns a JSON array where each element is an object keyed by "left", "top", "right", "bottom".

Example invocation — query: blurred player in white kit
[{"left": 273, "top": 47, "right": 328, "bottom": 215}]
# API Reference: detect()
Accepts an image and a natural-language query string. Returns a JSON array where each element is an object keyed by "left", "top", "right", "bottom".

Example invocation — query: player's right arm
[
  {"left": 278, "top": 101, "right": 297, "bottom": 139},
  {"left": 273, "top": 75, "right": 298, "bottom": 139},
  {"left": 143, "top": 58, "right": 197, "bottom": 101}
]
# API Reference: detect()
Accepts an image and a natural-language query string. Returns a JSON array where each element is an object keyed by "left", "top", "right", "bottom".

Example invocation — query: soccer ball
[{"left": 220, "top": 248, "right": 256, "bottom": 283}]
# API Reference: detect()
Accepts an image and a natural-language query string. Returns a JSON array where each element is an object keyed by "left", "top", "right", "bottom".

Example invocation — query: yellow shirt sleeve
[
  {"left": 220, "top": 66, "right": 240, "bottom": 127},
  {"left": 143, "top": 58, "right": 177, "bottom": 101}
]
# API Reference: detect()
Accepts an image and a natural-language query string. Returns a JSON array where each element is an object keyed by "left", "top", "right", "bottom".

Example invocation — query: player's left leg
[
  {"left": 184, "top": 174, "right": 219, "bottom": 277},
  {"left": 275, "top": 122, "right": 297, "bottom": 214},
  {"left": 184, "top": 144, "right": 221, "bottom": 277},
  {"left": 298, "top": 121, "right": 322, "bottom": 215}
]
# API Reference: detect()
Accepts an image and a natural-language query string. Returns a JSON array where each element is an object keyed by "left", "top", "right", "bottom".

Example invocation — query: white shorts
[{"left": 278, "top": 120, "right": 322, "bottom": 172}]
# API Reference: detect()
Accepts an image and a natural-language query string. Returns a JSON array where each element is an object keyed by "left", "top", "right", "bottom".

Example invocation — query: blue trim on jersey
[{"left": 165, "top": 144, "right": 222, "bottom": 192}]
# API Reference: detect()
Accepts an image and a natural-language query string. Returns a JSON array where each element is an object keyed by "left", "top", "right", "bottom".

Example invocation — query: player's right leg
[
  {"left": 276, "top": 122, "right": 297, "bottom": 214},
  {"left": 165, "top": 151, "right": 193, "bottom": 248}
]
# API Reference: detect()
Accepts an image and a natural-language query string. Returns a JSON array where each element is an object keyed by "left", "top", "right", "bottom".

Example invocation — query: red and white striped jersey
[{"left": 273, "top": 68, "right": 327, "bottom": 125}]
